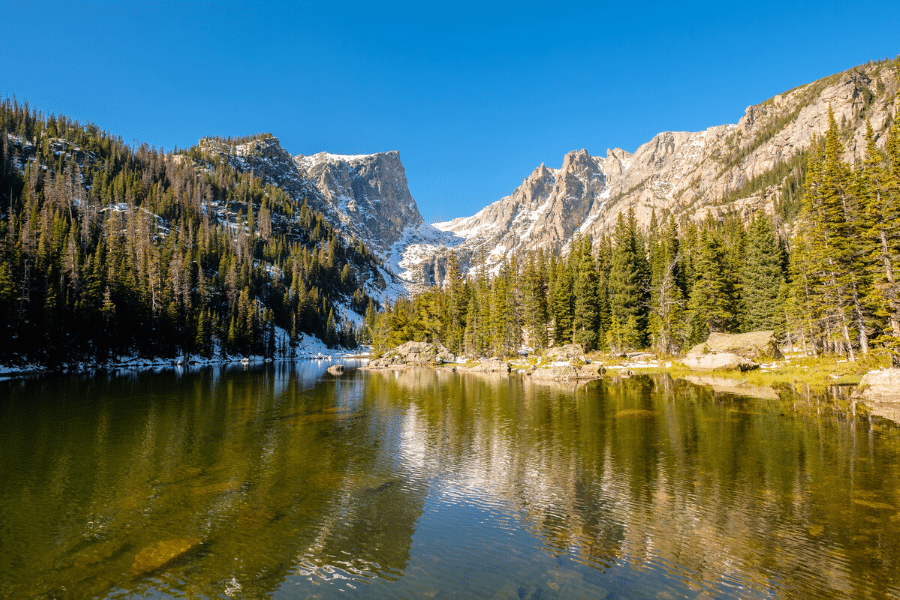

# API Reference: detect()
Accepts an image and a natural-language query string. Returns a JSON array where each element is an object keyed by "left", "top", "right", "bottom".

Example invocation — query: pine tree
[
  {"left": 687, "top": 227, "right": 738, "bottom": 342},
  {"left": 648, "top": 215, "right": 686, "bottom": 355},
  {"left": 741, "top": 215, "right": 786, "bottom": 333},
  {"left": 522, "top": 250, "right": 548, "bottom": 351},
  {"left": 572, "top": 236, "right": 599, "bottom": 351},
  {"left": 551, "top": 257, "right": 574, "bottom": 346},
  {"left": 799, "top": 109, "right": 868, "bottom": 359},
  {"left": 607, "top": 209, "right": 649, "bottom": 350},
  {"left": 859, "top": 118, "right": 900, "bottom": 365}
]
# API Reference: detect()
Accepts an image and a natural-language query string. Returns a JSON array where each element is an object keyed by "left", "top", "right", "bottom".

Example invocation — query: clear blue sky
[{"left": 3, "top": 1, "right": 898, "bottom": 223}]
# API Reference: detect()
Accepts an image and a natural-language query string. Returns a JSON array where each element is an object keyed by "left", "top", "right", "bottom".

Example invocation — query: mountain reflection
[{"left": 1, "top": 365, "right": 899, "bottom": 599}]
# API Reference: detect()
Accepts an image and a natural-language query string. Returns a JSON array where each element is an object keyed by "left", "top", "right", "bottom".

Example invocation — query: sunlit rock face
[
  {"left": 429, "top": 62, "right": 899, "bottom": 279},
  {"left": 295, "top": 151, "right": 424, "bottom": 254},
  {"left": 200, "top": 63, "right": 899, "bottom": 291}
]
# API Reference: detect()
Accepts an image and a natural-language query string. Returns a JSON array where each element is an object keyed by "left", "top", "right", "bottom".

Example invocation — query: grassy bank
[{"left": 589, "top": 351, "right": 891, "bottom": 392}]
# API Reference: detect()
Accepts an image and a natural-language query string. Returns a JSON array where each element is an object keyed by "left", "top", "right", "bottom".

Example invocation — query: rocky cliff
[
  {"left": 197, "top": 137, "right": 456, "bottom": 291},
  {"left": 430, "top": 59, "right": 900, "bottom": 278},
  {"left": 198, "top": 59, "right": 900, "bottom": 290},
  {"left": 294, "top": 151, "right": 458, "bottom": 284}
]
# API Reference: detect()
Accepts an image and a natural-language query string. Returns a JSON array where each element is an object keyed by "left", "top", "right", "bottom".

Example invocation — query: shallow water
[{"left": 1, "top": 363, "right": 899, "bottom": 599}]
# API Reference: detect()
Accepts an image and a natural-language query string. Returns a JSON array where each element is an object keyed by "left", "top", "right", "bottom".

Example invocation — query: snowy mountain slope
[
  {"left": 195, "top": 61, "right": 899, "bottom": 291},
  {"left": 294, "top": 151, "right": 461, "bottom": 286},
  {"left": 427, "top": 60, "right": 900, "bottom": 279}
]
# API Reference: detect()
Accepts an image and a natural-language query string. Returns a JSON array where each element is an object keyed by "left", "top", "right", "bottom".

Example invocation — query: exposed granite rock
[
  {"left": 326, "top": 364, "right": 345, "bottom": 376},
  {"left": 858, "top": 369, "right": 900, "bottom": 423},
  {"left": 427, "top": 62, "right": 899, "bottom": 282},
  {"left": 544, "top": 344, "right": 586, "bottom": 364},
  {"left": 193, "top": 63, "right": 899, "bottom": 295},
  {"left": 295, "top": 151, "right": 425, "bottom": 255},
  {"left": 531, "top": 362, "right": 604, "bottom": 381},
  {"left": 459, "top": 357, "right": 511, "bottom": 374},
  {"left": 683, "top": 352, "right": 759, "bottom": 371},
  {"left": 858, "top": 369, "right": 900, "bottom": 402},
  {"left": 363, "top": 342, "right": 456, "bottom": 369},
  {"left": 687, "top": 331, "right": 783, "bottom": 360}
]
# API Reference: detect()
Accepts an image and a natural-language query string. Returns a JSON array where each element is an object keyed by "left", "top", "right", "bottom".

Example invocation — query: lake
[{"left": 1, "top": 362, "right": 899, "bottom": 599}]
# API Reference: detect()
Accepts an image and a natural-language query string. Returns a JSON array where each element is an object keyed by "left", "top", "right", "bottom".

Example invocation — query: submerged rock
[
  {"left": 363, "top": 341, "right": 456, "bottom": 369},
  {"left": 132, "top": 538, "right": 202, "bottom": 575},
  {"left": 616, "top": 409, "right": 658, "bottom": 419}
]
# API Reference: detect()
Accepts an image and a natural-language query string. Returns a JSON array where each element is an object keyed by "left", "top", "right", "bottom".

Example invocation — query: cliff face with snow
[
  {"left": 198, "top": 138, "right": 457, "bottom": 291},
  {"left": 201, "top": 61, "right": 899, "bottom": 291},
  {"left": 426, "top": 61, "right": 900, "bottom": 279},
  {"left": 294, "top": 151, "right": 458, "bottom": 284}
]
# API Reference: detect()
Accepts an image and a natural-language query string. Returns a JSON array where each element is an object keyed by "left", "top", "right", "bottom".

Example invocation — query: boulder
[
  {"left": 531, "top": 362, "right": 604, "bottom": 381},
  {"left": 544, "top": 344, "right": 585, "bottom": 364},
  {"left": 364, "top": 341, "right": 456, "bottom": 369},
  {"left": 683, "top": 352, "right": 759, "bottom": 371},
  {"left": 687, "top": 331, "right": 783, "bottom": 361},
  {"left": 132, "top": 538, "right": 202, "bottom": 575},
  {"left": 326, "top": 364, "right": 345, "bottom": 375},
  {"left": 858, "top": 369, "right": 900, "bottom": 402},
  {"left": 461, "top": 357, "right": 511, "bottom": 374}
]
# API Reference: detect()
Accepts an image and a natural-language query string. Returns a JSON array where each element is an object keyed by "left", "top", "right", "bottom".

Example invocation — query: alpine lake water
[{"left": 2, "top": 361, "right": 900, "bottom": 599}]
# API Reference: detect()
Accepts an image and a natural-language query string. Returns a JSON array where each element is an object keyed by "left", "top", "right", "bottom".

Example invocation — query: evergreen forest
[
  {"left": 370, "top": 108, "right": 900, "bottom": 367},
  {"left": 0, "top": 99, "right": 382, "bottom": 367}
]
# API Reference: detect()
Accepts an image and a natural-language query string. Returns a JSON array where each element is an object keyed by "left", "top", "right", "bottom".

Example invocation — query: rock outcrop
[
  {"left": 364, "top": 342, "right": 456, "bottom": 369},
  {"left": 531, "top": 362, "right": 604, "bottom": 381},
  {"left": 326, "top": 364, "right": 345, "bottom": 376},
  {"left": 196, "top": 61, "right": 899, "bottom": 293},
  {"left": 856, "top": 369, "right": 900, "bottom": 423},
  {"left": 458, "top": 357, "right": 511, "bottom": 374},
  {"left": 858, "top": 369, "right": 900, "bottom": 402},
  {"left": 687, "top": 331, "right": 783, "bottom": 361},
  {"left": 682, "top": 353, "right": 759, "bottom": 372},
  {"left": 544, "top": 344, "right": 587, "bottom": 363}
]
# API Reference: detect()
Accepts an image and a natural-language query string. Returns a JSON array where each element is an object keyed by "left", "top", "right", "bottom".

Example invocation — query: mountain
[
  {"left": 197, "top": 138, "right": 455, "bottom": 291},
  {"left": 428, "top": 59, "right": 900, "bottom": 279},
  {"left": 294, "top": 151, "right": 457, "bottom": 284},
  {"left": 186, "top": 59, "right": 900, "bottom": 291},
  {"left": 0, "top": 117, "right": 393, "bottom": 367}
]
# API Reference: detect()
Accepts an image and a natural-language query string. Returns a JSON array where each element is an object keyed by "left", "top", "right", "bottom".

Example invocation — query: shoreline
[{"left": 0, "top": 352, "right": 371, "bottom": 381}]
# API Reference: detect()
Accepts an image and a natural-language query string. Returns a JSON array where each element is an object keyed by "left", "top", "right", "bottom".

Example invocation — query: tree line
[
  {"left": 0, "top": 98, "right": 381, "bottom": 366},
  {"left": 370, "top": 107, "right": 900, "bottom": 367}
]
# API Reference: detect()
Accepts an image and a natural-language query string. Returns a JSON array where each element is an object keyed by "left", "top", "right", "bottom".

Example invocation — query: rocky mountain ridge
[
  {"left": 199, "top": 58, "right": 899, "bottom": 291},
  {"left": 196, "top": 137, "right": 456, "bottom": 290},
  {"left": 431, "top": 59, "right": 900, "bottom": 278}
]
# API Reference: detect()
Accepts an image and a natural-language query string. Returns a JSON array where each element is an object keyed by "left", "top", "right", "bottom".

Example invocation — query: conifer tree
[
  {"left": 859, "top": 118, "right": 900, "bottom": 365},
  {"left": 607, "top": 209, "right": 649, "bottom": 350},
  {"left": 521, "top": 251, "right": 548, "bottom": 351},
  {"left": 649, "top": 215, "right": 686, "bottom": 354},
  {"left": 572, "top": 236, "right": 600, "bottom": 350},
  {"left": 551, "top": 258, "right": 574, "bottom": 346},
  {"left": 741, "top": 215, "right": 786, "bottom": 333},
  {"left": 687, "top": 228, "right": 738, "bottom": 342}
]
